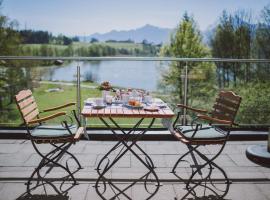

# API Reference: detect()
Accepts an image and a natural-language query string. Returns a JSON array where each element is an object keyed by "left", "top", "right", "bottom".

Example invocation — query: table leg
[{"left": 95, "top": 117, "right": 160, "bottom": 200}]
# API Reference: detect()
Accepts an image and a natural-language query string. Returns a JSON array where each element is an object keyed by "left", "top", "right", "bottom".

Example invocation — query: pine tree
[{"left": 160, "top": 13, "right": 214, "bottom": 106}]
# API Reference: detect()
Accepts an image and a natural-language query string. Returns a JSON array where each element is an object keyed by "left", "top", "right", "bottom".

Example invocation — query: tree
[
  {"left": 160, "top": 13, "right": 214, "bottom": 106},
  {"left": 253, "top": 4, "right": 270, "bottom": 81},
  {"left": 210, "top": 10, "right": 254, "bottom": 87},
  {"left": 63, "top": 36, "right": 72, "bottom": 45},
  {"left": 255, "top": 4, "right": 270, "bottom": 59},
  {"left": 90, "top": 38, "right": 99, "bottom": 43},
  {"left": 72, "top": 36, "right": 79, "bottom": 42},
  {"left": 0, "top": 1, "right": 21, "bottom": 55}
]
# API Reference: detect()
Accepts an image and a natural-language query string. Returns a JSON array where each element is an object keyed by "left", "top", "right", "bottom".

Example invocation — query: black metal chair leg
[
  {"left": 184, "top": 142, "right": 229, "bottom": 199},
  {"left": 27, "top": 141, "right": 79, "bottom": 194},
  {"left": 51, "top": 143, "right": 83, "bottom": 170}
]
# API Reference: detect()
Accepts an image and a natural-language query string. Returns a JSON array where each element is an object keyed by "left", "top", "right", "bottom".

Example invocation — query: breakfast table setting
[{"left": 81, "top": 81, "right": 175, "bottom": 200}]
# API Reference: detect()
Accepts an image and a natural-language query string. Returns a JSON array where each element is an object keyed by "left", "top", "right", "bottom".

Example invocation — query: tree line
[
  {"left": 18, "top": 30, "right": 81, "bottom": 45},
  {"left": 159, "top": 6, "right": 270, "bottom": 124}
]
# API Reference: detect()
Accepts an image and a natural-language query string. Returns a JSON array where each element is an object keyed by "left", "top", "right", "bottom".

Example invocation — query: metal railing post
[
  {"left": 183, "top": 62, "right": 188, "bottom": 125},
  {"left": 76, "top": 64, "right": 81, "bottom": 123}
]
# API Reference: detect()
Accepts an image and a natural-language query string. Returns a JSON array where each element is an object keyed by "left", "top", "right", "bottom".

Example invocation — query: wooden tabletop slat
[
  {"left": 138, "top": 109, "right": 146, "bottom": 115},
  {"left": 91, "top": 108, "right": 99, "bottom": 117},
  {"left": 116, "top": 108, "right": 124, "bottom": 115},
  {"left": 131, "top": 109, "right": 141, "bottom": 117},
  {"left": 123, "top": 108, "right": 134, "bottom": 116},
  {"left": 162, "top": 109, "right": 175, "bottom": 117},
  {"left": 99, "top": 108, "right": 106, "bottom": 116},
  {"left": 143, "top": 110, "right": 154, "bottom": 116},
  {"left": 81, "top": 99, "right": 175, "bottom": 119},
  {"left": 109, "top": 108, "right": 118, "bottom": 117},
  {"left": 104, "top": 108, "right": 111, "bottom": 117}
]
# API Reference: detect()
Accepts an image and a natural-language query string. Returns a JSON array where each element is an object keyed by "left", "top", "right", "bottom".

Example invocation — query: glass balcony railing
[{"left": 0, "top": 56, "right": 269, "bottom": 128}]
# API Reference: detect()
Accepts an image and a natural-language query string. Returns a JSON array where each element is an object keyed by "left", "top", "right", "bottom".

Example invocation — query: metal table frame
[{"left": 81, "top": 101, "right": 174, "bottom": 199}]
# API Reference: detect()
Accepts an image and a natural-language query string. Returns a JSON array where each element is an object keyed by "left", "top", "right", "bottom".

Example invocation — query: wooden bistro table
[{"left": 81, "top": 99, "right": 174, "bottom": 200}]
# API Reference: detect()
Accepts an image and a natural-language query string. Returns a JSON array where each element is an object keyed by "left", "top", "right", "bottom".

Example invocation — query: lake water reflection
[{"left": 40, "top": 61, "right": 168, "bottom": 91}]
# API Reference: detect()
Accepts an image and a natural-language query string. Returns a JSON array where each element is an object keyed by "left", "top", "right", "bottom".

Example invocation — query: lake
[{"left": 40, "top": 61, "right": 169, "bottom": 91}]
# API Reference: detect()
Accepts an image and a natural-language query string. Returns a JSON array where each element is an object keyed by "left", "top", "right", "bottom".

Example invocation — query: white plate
[
  {"left": 92, "top": 105, "right": 106, "bottom": 109},
  {"left": 84, "top": 99, "right": 94, "bottom": 105},
  {"left": 124, "top": 104, "right": 144, "bottom": 109}
]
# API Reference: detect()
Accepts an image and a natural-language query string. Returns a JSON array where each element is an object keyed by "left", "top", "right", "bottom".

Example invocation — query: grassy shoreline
[{"left": 1, "top": 82, "right": 166, "bottom": 128}]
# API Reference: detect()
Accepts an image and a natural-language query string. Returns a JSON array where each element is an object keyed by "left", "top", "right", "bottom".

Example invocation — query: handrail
[
  {"left": 1, "top": 56, "right": 270, "bottom": 127},
  {"left": 1, "top": 56, "right": 270, "bottom": 63}
]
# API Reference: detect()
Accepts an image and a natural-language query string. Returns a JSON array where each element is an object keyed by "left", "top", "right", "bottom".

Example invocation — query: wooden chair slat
[
  {"left": 219, "top": 91, "right": 241, "bottom": 102},
  {"left": 15, "top": 89, "right": 32, "bottom": 102},
  {"left": 74, "top": 127, "right": 84, "bottom": 140},
  {"left": 213, "top": 103, "right": 236, "bottom": 116},
  {"left": 25, "top": 109, "right": 39, "bottom": 123},
  {"left": 216, "top": 97, "right": 239, "bottom": 109},
  {"left": 21, "top": 102, "right": 38, "bottom": 117},
  {"left": 210, "top": 90, "right": 242, "bottom": 124},
  {"left": 211, "top": 111, "right": 233, "bottom": 121},
  {"left": 18, "top": 96, "right": 35, "bottom": 109}
]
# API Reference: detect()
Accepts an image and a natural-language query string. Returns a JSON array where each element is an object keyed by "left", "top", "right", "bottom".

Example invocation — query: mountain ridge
[{"left": 79, "top": 24, "right": 172, "bottom": 44}]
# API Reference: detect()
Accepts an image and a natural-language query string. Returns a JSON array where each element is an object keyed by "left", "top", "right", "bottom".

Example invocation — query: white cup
[
  {"left": 144, "top": 95, "right": 153, "bottom": 104},
  {"left": 95, "top": 98, "right": 103, "bottom": 106},
  {"left": 122, "top": 94, "right": 130, "bottom": 104},
  {"left": 102, "top": 90, "right": 110, "bottom": 101},
  {"left": 106, "top": 95, "right": 113, "bottom": 104}
]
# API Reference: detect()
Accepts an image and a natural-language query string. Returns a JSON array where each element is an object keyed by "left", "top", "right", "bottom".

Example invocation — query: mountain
[{"left": 80, "top": 24, "right": 172, "bottom": 44}]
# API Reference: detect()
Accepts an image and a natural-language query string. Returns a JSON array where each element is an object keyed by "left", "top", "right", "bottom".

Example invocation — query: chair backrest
[
  {"left": 15, "top": 89, "right": 40, "bottom": 125},
  {"left": 211, "top": 91, "right": 242, "bottom": 125}
]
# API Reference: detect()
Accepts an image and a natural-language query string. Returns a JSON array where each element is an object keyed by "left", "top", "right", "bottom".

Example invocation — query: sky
[{"left": 1, "top": 0, "right": 269, "bottom": 36}]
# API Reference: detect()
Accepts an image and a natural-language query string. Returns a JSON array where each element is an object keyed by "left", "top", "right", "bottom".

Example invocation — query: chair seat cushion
[
  {"left": 176, "top": 125, "right": 227, "bottom": 140},
  {"left": 31, "top": 124, "right": 77, "bottom": 138}
]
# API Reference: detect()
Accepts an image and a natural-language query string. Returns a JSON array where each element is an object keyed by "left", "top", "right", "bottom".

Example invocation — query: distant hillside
[{"left": 80, "top": 24, "right": 172, "bottom": 44}]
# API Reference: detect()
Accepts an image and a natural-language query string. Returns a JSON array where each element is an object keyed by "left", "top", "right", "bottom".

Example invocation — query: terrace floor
[{"left": 0, "top": 138, "right": 269, "bottom": 200}]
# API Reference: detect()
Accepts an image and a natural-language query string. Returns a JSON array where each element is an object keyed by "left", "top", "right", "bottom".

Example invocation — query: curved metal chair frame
[
  {"left": 15, "top": 89, "right": 84, "bottom": 194},
  {"left": 171, "top": 91, "right": 241, "bottom": 199}
]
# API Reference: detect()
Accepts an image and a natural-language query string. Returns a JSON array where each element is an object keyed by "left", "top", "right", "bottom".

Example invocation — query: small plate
[
  {"left": 124, "top": 104, "right": 144, "bottom": 109},
  {"left": 92, "top": 105, "right": 106, "bottom": 109},
  {"left": 154, "top": 102, "right": 167, "bottom": 108},
  {"left": 84, "top": 99, "right": 94, "bottom": 106},
  {"left": 144, "top": 106, "right": 159, "bottom": 112}
]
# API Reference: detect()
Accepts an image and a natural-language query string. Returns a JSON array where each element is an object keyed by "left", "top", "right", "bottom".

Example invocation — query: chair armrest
[
  {"left": 42, "top": 102, "right": 76, "bottom": 112},
  {"left": 197, "top": 114, "right": 232, "bottom": 125},
  {"left": 177, "top": 104, "right": 208, "bottom": 114},
  {"left": 74, "top": 127, "right": 84, "bottom": 141},
  {"left": 27, "top": 112, "right": 66, "bottom": 125}
]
